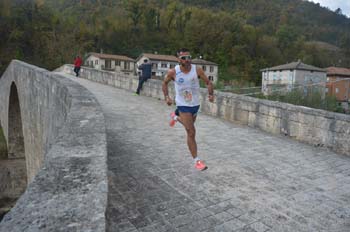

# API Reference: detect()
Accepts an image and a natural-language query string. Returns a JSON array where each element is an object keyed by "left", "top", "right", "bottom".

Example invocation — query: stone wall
[
  {"left": 0, "top": 127, "right": 7, "bottom": 159},
  {"left": 60, "top": 64, "right": 350, "bottom": 156},
  {"left": 0, "top": 60, "right": 108, "bottom": 231}
]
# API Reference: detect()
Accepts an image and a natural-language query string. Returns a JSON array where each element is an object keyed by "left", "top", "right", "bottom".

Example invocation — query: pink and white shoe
[
  {"left": 195, "top": 160, "right": 208, "bottom": 171},
  {"left": 169, "top": 112, "right": 177, "bottom": 127}
]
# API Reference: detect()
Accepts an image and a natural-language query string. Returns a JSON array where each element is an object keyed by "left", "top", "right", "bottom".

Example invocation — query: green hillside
[{"left": 0, "top": 0, "right": 349, "bottom": 85}]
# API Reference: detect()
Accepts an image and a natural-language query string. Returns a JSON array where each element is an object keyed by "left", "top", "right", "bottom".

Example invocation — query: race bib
[{"left": 182, "top": 90, "right": 193, "bottom": 103}]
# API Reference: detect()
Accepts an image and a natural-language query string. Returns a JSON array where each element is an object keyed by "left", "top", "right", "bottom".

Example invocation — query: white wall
[
  {"left": 85, "top": 55, "right": 135, "bottom": 73},
  {"left": 262, "top": 70, "right": 326, "bottom": 95},
  {"left": 196, "top": 64, "right": 218, "bottom": 84},
  {"left": 85, "top": 56, "right": 102, "bottom": 70},
  {"left": 136, "top": 55, "right": 177, "bottom": 78}
]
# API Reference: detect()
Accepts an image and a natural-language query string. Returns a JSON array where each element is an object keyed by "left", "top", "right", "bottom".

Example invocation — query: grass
[
  {"left": 254, "top": 88, "right": 344, "bottom": 113},
  {"left": 215, "top": 83, "right": 346, "bottom": 114}
]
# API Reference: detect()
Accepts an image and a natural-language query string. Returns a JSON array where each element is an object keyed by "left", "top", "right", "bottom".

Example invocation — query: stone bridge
[{"left": 0, "top": 60, "right": 350, "bottom": 231}]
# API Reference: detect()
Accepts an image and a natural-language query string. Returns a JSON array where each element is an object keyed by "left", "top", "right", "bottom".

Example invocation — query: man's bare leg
[{"left": 178, "top": 112, "right": 197, "bottom": 158}]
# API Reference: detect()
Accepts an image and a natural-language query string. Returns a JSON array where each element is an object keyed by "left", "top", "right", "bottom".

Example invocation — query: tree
[
  {"left": 276, "top": 25, "right": 298, "bottom": 54},
  {"left": 123, "top": 0, "right": 145, "bottom": 28},
  {"left": 335, "top": 8, "right": 342, "bottom": 15}
]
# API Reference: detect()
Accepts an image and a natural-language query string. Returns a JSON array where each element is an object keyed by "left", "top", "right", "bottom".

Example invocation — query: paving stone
[
  {"left": 248, "top": 221, "right": 271, "bottom": 232},
  {"left": 214, "top": 218, "right": 246, "bottom": 231},
  {"left": 108, "top": 219, "right": 137, "bottom": 232},
  {"left": 214, "top": 211, "right": 235, "bottom": 222}
]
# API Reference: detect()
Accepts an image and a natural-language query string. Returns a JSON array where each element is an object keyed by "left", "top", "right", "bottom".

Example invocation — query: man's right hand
[{"left": 165, "top": 96, "right": 173, "bottom": 106}]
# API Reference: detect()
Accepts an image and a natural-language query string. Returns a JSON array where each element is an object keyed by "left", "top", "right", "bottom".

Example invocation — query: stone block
[
  {"left": 258, "top": 114, "right": 281, "bottom": 134},
  {"left": 0, "top": 159, "right": 27, "bottom": 199},
  {"left": 259, "top": 104, "right": 282, "bottom": 118}
]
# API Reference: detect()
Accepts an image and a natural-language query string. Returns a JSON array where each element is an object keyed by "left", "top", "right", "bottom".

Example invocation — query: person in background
[
  {"left": 135, "top": 59, "right": 152, "bottom": 95},
  {"left": 74, "top": 55, "right": 82, "bottom": 77}
]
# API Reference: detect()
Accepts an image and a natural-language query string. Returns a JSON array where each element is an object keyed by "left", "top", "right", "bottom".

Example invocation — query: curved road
[{"left": 64, "top": 73, "right": 350, "bottom": 232}]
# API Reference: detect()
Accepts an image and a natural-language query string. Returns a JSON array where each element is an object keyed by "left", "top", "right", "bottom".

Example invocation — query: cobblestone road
[{"left": 69, "top": 75, "right": 350, "bottom": 232}]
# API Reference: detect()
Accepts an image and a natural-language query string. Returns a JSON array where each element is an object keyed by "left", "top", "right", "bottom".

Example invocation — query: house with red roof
[
  {"left": 326, "top": 67, "right": 350, "bottom": 102},
  {"left": 260, "top": 60, "right": 327, "bottom": 96},
  {"left": 85, "top": 52, "right": 135, "bottom": 74},
  {"left": 136, "top": 53, "right": 218, "bottom": 83}
]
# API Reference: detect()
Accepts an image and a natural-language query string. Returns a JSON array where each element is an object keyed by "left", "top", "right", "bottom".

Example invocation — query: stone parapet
[{"left": 0, "top": 61, "right": 108, "bottom": 231}]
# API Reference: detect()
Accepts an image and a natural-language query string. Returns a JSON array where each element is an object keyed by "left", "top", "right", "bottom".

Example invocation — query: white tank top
[{"left": 174, "top": 64, "right": 200, "bottom": 107}]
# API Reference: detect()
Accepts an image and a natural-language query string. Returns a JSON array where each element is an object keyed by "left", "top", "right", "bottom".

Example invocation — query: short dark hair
[
  {"left": 176, "top": 48, "right": 190, "bottom": 57},
  {"left": 144, "top": 59, "right": 148, "bottom": 63}
]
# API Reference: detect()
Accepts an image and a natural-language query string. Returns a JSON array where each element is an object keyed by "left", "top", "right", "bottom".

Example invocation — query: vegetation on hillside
[{"left": 0, "top": 0, "right": 349, "bottom": 86}]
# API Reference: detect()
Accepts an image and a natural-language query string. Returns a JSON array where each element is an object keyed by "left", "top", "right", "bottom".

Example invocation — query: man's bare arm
[
  {"left": 197, "top": 67, "right": 214, "bottom": 102},
  {"left": 162, "top": 69, "right": 175, "bottom": 105}
]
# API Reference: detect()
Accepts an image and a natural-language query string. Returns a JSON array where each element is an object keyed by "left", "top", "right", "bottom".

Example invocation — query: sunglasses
[{"left": 179, "top": 55, "right": 192, "bottom": 61}]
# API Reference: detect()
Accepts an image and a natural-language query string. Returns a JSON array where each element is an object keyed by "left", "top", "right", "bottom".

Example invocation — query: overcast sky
[{"left": 307, "top": 0, "right": 350, "bottom": 17}]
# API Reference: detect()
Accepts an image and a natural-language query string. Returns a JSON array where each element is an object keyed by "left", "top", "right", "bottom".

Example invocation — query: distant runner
[
  {"left": 162, "top": 48, "right": 214, "bottom": 171},
  {"left": 74, "top": 55, "right": 82, "bottom": 77}
]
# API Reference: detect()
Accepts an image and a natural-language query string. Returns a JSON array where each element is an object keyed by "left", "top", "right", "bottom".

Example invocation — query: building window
[
  {"left": 202, "top": 65, "right": 206, "bottom": 71},
  {"left": 210, "top": 66, "right": 214, "bottom": 72},
  {"left": 161, "top": 63, "right": 167, "bottom": 68},
  {"left": 152, "top": 63, "right": 157, "bottom": 69},
  {"left": 95, "top": 60, "right": 98, "bottom": 65},
  {"left": 124, "top": 62, "right": 130, "bottom": 70},
  {"left": 336, "top": 88, "right": 339, "bottom": 93},
  {"left": 170, "top": 64, "right": 175, "bottom": 69},
  {"left": 105, "top": 59, "right": 111, "bottom": 69},
  {"left": 209, "top": 76, "right": 214, "bottom": 81},
  {"left": 115, "top": 60, "right": 121, "bottom": 66}
]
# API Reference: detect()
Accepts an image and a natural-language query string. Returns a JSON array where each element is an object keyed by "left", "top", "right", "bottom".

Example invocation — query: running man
[{"left": 162, "top": 48, "right": 214, "bottom": 171}]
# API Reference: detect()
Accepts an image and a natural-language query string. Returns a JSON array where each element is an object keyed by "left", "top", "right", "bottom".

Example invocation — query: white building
[
  {"left": 261, "top": 60, "right": 327, "bottom": 96},
  {"left": 136, "top": 53, "right": 218, "bottom": 83},
  {"left": 84, "top": 52, "right": 135, "bottom": 74},
  {"left": 136, "top": 53, "right": 178, "bottom": 79},
  {"left": 191, "top": 58, "right": 218, "bottom": 83}
]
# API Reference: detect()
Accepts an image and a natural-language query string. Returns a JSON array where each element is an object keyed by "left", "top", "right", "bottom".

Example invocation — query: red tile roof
[
  {"left": 192, "top": 58, "right": 217, "bottom": 66},
  {"left": 88, "top": 52, "right": 134, "bottom": 61},
  {"left": 140, "top": 53, "right": 178, "bottom": 62},
  {"left": 261, "top": 61, "right": 325, "bottom": 72},
  {"left": 326, "top": 67, "right": 350, "bottom": 77}
]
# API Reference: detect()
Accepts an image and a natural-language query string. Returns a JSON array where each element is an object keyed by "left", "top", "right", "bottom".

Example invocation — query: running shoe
[
  {"left": 195, "top": 160, "right": 208, "bottom": 171},
  {"left": 169, "top": 112, "right": 177, "bottom": 127}
]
